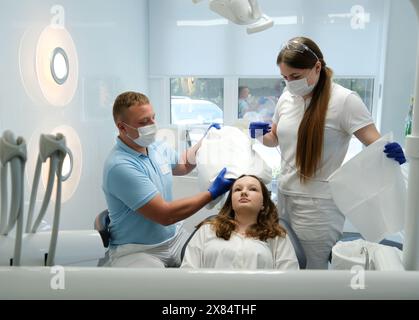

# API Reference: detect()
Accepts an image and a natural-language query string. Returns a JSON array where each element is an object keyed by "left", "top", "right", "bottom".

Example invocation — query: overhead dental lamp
[{"left": 193, "top": 0, "right": 273, "bottom": 34}]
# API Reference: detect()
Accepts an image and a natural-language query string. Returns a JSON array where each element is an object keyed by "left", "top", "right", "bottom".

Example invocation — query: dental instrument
[{"left": 0, "top": 130, "right": 27, "bottom": 266}]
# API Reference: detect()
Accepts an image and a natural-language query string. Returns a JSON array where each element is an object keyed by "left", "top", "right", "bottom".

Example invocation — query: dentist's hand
[
  {"left": 249, "top": 121, "right": 271, "bottom": 139},
  {"left": 384, "top": 142, "right": 406, "bottom": 165},
  {"left": 208, "top": 168, "right": 235, "bottom": 200}
]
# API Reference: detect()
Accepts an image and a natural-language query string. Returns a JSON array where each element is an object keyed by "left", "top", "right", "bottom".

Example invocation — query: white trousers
[
  {"left": 106, "top": 226, "right": 190, "bottom": 268},
  {"left": 279, "top": 193, "right": 345, "bottom": 269}
]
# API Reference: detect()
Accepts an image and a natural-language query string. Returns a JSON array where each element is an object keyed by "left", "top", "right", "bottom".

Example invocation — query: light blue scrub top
[{"left": 102, "top": 138, "right": 179, "bottom": 246}]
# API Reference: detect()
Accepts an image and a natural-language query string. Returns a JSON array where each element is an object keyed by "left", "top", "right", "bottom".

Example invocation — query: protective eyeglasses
[{"left": 282, "top": 40, "right": 319, "bottom": 61}]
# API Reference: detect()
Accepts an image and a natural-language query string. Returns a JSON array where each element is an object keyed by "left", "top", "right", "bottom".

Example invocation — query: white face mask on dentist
[
  {"left": 285, "top": 68, "right": 318, "bottom": 97},
  {"left": 124, "top": 122, "right": 157, "bottom": 147}
]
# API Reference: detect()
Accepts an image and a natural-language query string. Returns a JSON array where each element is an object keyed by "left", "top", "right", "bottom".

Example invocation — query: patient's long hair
[{"left": 199, "top": 175, "right": 286, "bottom": 241}]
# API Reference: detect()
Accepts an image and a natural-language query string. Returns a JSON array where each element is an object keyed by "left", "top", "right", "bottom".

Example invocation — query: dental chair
[
  {"left": 1, "top": 131, "right": 104, "bottom": 267},
  {"left": 180, "top": 215, "right": 307, "bottom": 269}
]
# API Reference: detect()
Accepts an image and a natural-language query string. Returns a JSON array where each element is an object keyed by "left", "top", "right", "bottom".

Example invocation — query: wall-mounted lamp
[
  {"left": 19, "top": 24, "right": 78, "bottom": 107},
  {"left": 50, "top": 47, "right": 69, "bottom": 85}
]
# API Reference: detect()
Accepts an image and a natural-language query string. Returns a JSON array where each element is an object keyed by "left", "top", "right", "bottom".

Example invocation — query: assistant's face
[{"left": 279, "top": 62, "right": 320, "bottom": 86}]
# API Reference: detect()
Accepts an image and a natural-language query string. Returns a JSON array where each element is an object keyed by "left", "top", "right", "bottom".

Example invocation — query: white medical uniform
[
  {"left": 181, "top": 224, "right": 299, "bottom": 270},
  {"left": 273, "top": 83, "right": 373, "bottom": 269}
]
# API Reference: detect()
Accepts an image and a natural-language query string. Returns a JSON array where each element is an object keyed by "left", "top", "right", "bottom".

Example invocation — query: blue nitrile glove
[
  {"left": 205, "top": 123, "right": 221, "bottom": 136},
  {"left": 208, "top": 123, "right": 221, "bottom": 130},
  {"left": 249, "top": 121, "right": 271, "bottom": 139},
  {"left": 208, "top": 167, "right": 235, "bottom": 200},
  {"left": 384, "top": 142, "right": 406, "bottom": 165}
]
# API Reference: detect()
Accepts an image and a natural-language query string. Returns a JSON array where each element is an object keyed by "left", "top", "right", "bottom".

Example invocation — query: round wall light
[
  {"left": 50, "top": 47, "right": 69, "bottom": 85},
  {"left": 35, "top": 25, "right": 78, "bottom": 106}
]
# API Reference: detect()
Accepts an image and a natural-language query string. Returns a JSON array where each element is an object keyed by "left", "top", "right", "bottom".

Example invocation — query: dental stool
[
  {"left": 180, "top": 215, "right": 307, "bottom": 269},
  {"left": 94, "top": 210, "right": 111, "bottom": 266},
  {"left": 94, "top": 210, "right": 111, "bottom": 248}
]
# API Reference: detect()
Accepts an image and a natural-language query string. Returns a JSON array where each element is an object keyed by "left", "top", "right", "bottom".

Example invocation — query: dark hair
[
  {"left": 238, "top": 86, "right": 249, "bottom": 98},
  {"left": 277, "top": 37, "right": 333, "bottom": 182},
  {"left": 200, "top": 175, "right": 286, "bottom": 241},
  {"left": 112, "top": 91, "right": 150, "bottom": 123}
]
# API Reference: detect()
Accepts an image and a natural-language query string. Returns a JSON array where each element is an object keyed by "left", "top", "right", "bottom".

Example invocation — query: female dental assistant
[{"left": 249, "top": 36, "right": 406, "bottom": 269}]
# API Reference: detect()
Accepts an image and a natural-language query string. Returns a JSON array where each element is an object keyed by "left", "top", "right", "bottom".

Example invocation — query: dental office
[{"left": 0, "top": 0, "right": 419, "bottom": 300}]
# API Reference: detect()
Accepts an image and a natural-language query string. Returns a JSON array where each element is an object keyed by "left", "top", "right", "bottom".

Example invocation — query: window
[
  {"left": 238, "top": 77, "right": 374, "bottom": 121},
  {"left": 334, "top": 77, "right": 374, "bottom": 113},
  {"left": 171, "top": 96, "right": 223, "bottom": 125},
  {"left": 238, "top": 78, "right": 284, "bottom": 123},
  {"left": 170, "top": 77, "right": 224, "bottom": 125},
  {"left": 334, "top": 77, "right": 375, "bottom": 164}
]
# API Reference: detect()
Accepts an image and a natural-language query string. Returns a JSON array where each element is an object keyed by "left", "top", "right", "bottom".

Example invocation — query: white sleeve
[
  {"left": 180, "top": 224, "right": 208, "bottom": 268},
  {"left": 271, "top": 235, "right": 300, "bottom": 270},
  {"left": 340, "top": 92, "right": 374, "bottom": 134}
]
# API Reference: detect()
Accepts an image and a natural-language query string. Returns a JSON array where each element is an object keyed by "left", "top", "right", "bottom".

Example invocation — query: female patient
[{"left": 181, "top": 175, "right": 299, "bottom": 270}]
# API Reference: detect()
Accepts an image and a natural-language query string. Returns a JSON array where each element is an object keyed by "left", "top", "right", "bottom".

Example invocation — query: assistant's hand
[
  {"left": 208, "top": 168, "right": 235, "bottom": 200},
  {"left": 249, "top": 121, "right": 271, "bottom": 139},
  {"left": 384, "top": 142, "right": 406, "bottom": 165}
]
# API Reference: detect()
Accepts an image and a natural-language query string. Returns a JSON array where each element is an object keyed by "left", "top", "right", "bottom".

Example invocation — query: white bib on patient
[{"left": 196, "top": 126, "right": 272, "bottom": 209}]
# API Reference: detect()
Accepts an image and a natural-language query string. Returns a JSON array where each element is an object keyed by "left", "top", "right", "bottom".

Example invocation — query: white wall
[
  {"left": 149, "top": 0, "right": 386, "bottom": 76},
  {"left": 0, "top": 0, "right": 149, "bottom": 230},
  {"left": 380, "top": 0, "right": 418, "bottom": 145},
  {"left": 149, "top": 0, "right": 390, "bottom": 127}
]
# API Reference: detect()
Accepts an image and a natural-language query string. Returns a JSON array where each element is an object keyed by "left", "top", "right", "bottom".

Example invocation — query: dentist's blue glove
[
  {"left": 249, "top": 121, "right": 271, "bottom": 139},
  {"left": 208, "top": 123, "right": 221, "bottom": 130},
  {"left": 205, "top": 123, "right": 221, "bottom": 136},
  {"left": 384, "top": 142, "right": 406, "bottom": 165},
  {"left": 208, "top": 168, "right": 235, "bottom": 200}
]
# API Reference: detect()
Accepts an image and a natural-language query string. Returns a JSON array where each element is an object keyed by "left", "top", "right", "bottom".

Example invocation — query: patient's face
[{"left": 231, "top": 176, "right": 264, "bottom": 214}]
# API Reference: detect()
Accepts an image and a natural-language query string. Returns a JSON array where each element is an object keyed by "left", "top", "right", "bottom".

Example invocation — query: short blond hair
[{"left": 112, "top": 91, "right": 150, "bottom": 123}]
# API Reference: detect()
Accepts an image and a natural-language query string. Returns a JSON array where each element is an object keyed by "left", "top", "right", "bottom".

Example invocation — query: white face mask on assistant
[
  {"left": 124, "top": 122, "right": 157, "bottom": 147},
  {"left": 285, "top": 68, "right": 318, "bottom": 97}
]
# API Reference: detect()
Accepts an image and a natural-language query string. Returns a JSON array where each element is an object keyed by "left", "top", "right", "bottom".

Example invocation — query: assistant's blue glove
[
  {"left": 208, "top": 168, "right": 235, "bottom": 200},
  {"left": 384, "top": 142, "right": 406, "bottom": 165},
  {"left": 249, "top": 121, "right": 271, "bottom": 139}
]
